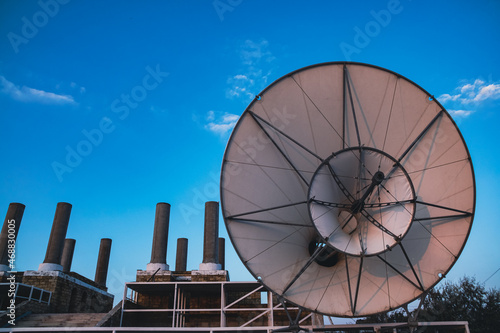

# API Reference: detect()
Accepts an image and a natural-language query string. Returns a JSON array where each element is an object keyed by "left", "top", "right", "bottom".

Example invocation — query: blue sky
[{"left": 1, "top": 0, "right": 499, "bottom": 318}]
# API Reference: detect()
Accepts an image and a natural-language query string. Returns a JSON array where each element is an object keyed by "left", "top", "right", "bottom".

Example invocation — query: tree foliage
[
  {"left": 356, "top": 308, "right": 407, "bottom": 324},
  {"left": 420, "top": 276, "right": 500, "bottom": 333},
  {"left": 356, "top": 276, "right": 500, "bottom": 333}
]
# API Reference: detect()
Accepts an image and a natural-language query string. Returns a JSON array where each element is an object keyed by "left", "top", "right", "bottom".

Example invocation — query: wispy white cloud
[
  {"left": 240, "top": 39, "right": 275, "bottom": 65},
  {"left": 0, "top": 75, "right": 76, "bottom": 105},
  {"left": 207, "top": 40, "right": 273, "bottom": 136},
  {"left": 206, "top": 110, "right": 215, "bottom": 121},
  {"left": 438, "top": 78, "right": 500, "bottom": 118},
  {"left": 448, "top": 110, "right": 475, "bottom": 118},
  {"left": 438, "top": 79, "right": 500, "bottom": 105},
  {"left": 437, "top": 93, "right": 461, "bottom": 104},
  {"left": 205, "top": 111, "right": 239, "bottom": 135},
  {"left": 70, "top": 81, "right": 86, "bottom": 94},
  {"left": 233, "top": 74, "right": 248, "bottom": 80},
  {"left": 226, "top": 78, "right": 253, "bottom": 99},
  {"left": 226, "top": 39, "right": 275, "bottom": 101},
  {"left": 474, "top": 83, "right": 500, "bottom": 102}
]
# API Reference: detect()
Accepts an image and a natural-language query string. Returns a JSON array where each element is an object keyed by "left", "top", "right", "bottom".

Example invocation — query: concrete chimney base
[
  {"left": 146, "top": 263, "right": 169, "bottom": 272},
  {"left": 0, "top": 264, "right": 10, "bottom": 272},
  {"left": 199, "top": 263, "right": 221, "bottom": 271},
  {"left": 38, "top": 263, "right": 63, "bottom": 271}
]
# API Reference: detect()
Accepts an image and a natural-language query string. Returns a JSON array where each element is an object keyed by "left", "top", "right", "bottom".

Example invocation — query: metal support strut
[{"left": 272, "top": 297, "right": 309, "bottom": 333}]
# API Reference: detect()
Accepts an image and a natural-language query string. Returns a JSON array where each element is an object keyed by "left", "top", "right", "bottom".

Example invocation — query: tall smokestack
[
  {"left": 95, "top": 238, "right": 112, "bottom": 289},
  {"left": 61, "top": 238, "right": 76, "bottom": 273},
  {"left": 175, "top": 238, "right": 188, "bottom": 271},
  {"left": 218, "top": 237, "right": 225, "bottom": 271},
  {"left": 39, "top": 202, "right": 72, "bottom": 271},
  {"left": 199, "top": 201, "right": 221, "bottom": 271},
  {"left": 0, "top": 203, "right": 25, "bottom": 272},
  {"left": 147, "top": 203, "right": 170, "bottom": 271}
]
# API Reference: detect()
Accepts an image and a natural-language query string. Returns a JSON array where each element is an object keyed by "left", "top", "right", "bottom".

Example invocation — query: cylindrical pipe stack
[
  {"left": 95, "top": 238, "right": 112, "bottom": 289},
  {"left": 39, "top": 202, "right": 72, "bottom": 271},
  {"left": 147, "top": 202, "right": 170, "bottom": 271},
  {"left": 61, "top": 238, "right": 76, "bottom": 273},
  {"left": 175, "top": 238, "right": 188, "bottom": 271},
  {"left": 0, "top": 203, "right": 25, "bottom": 272},
  {"left": 218, "top": 237, "right": 225, "bottom": 271},
  {"left": 199, "top": 201, "right": 221, "bottom": 271}
]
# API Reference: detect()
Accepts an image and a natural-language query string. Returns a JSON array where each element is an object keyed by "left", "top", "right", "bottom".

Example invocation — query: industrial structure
[
  {"left": 0, "top": 202, "right": 113, "bottom": 319},
  {"left": 0, "top": 201, "right": 318, "bottom": 330}
]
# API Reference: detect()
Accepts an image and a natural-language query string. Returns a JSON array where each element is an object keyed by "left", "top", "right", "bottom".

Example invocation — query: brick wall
[
  {"left": 191, "top": 270, "right": 228, "bottom": 282},
  {"left": 22, "top": 271, "right": 113, "bottom": 313},
  {"left": 136, "top": 270, "right": 172, "bottom": 282}
]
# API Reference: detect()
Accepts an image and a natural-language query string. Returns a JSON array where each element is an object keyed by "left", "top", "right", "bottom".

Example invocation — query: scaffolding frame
[{"left": 120, "top": 281, "right": 313, "bottom": 328}]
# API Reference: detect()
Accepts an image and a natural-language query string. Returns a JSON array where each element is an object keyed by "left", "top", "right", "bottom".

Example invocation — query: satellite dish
[{"left": 220, "top": 62, "right": 475, "bottom": 317}]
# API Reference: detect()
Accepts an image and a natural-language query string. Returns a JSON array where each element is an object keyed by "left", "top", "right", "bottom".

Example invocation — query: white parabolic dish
[{"left": 220, "top": 62, "right": 475, "bottom": 317}]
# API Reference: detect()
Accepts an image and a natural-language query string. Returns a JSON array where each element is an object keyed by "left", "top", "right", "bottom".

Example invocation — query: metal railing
[{"left": 0, "top": 321, "right": 470, "bottom": 333}]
